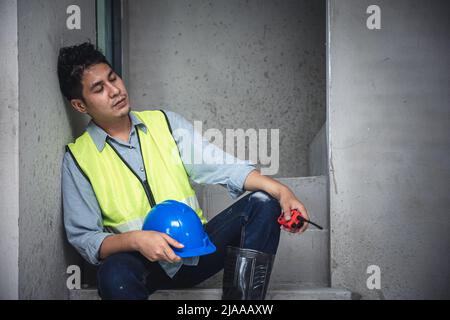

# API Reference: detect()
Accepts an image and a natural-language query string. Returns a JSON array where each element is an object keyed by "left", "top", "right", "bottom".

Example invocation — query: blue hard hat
[{"left": 142, "top": 200, "right": 216, "bottom": 258}]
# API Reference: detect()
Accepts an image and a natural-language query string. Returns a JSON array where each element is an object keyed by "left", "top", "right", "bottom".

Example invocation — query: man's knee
[
  {"left": 244, "top": 191, "right": 282, "bottom": 254},
  {"left": 248, "top": 191, "right": 281, "bottom": 217},
  {"left": 97, "top": 252, "right": 148, "bottom": 300}
]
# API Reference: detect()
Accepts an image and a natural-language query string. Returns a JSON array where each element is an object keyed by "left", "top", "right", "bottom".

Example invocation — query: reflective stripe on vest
[
  {"left": 104, "top": 194, "right": 202, "bottom": 234},
  {"left": 67, "top": 110, "right": 206, "bottom": 232}
]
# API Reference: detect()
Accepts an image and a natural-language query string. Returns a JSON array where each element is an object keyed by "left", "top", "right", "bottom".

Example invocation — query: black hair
[{"left": 57, "top": 42, "right": 111, "bottom": 101}]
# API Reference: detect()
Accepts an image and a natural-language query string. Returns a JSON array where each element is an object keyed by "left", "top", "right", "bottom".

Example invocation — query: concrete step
[
  {"left": 69, "top": 285, "right": 356, "bottom": 300},
  {"left": 196, "top": 176, "right": 330, "bottom": 286}
]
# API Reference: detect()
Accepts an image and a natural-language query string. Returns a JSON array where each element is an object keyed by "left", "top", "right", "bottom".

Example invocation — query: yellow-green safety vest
[{"left": 67, "top": 110, "right": 206, "bottom": 233}]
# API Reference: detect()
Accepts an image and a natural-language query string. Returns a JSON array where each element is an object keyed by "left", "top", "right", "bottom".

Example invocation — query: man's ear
[{"left": 70, "top": 99, "right": 88, "bottom": 114}]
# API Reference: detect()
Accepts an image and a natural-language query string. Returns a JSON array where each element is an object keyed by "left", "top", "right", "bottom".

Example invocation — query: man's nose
[{"left": 108, "top": 83, "right": 120, "bottom": 97}]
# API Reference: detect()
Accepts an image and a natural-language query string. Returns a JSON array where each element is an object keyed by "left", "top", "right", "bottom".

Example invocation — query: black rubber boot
[{"left": 222, "top": 246, "right": 275, "bottom": 300}]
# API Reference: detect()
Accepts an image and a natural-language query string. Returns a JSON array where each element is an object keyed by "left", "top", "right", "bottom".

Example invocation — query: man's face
[{"left": 73, "top": 63, "right": 130, "bottom": 123}]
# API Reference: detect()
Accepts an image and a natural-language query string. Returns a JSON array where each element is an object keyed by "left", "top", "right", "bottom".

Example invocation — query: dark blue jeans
[{"left": 97, "top": 191, "right": 282, "bottom": 300}]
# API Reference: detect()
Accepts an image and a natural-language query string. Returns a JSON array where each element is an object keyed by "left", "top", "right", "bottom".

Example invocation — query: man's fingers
[
  {"left": 282, "top": 206, "right": 292, "bottom": 221},
  {"left": 164, "top": 247, "right": 182, "bottom": 263},
  {"left": 282, "top": 225, "right": 296, "bottom": 233},
  {"left": 297, "top": 222, "right": 308, "bottom": 233},
  {"left": 280, "top": 208, "right": 310, "bottom": 234},
  {"left": 161, "top": 233, "right": 184, "bottom": 248},
  {"left": 159, "top": 233, "right": 183, "bottom": 262},
  {"left": 299, "top": 221, "right": 309, "bottom": 233}
]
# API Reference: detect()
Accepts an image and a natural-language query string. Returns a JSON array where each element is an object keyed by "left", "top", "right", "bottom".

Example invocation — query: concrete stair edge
[{"left": 69, "top": 286, "right": 357, "bottom": 300}]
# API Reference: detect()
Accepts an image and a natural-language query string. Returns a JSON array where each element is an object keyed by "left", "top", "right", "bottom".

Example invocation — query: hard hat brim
[{"left": 174, "top": 239, "right": 217, "bottom": 258}]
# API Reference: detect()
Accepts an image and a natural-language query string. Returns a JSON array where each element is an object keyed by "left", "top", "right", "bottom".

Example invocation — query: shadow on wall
[{"left": 64, "top": 99, "right": 90, "bottom": 139}]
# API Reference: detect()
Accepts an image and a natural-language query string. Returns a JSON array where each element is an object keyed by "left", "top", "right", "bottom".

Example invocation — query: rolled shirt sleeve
[
  {"left": 62, "top": 152, "right": 113, "bottom": 265},
  {"left": 163, "top": 109, "right": 257, "bottom": 199}
]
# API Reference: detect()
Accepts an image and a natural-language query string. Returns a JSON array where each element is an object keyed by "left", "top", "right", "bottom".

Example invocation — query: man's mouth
[{"left": 113, "top": 96, "right": 127, "bottom": 108}]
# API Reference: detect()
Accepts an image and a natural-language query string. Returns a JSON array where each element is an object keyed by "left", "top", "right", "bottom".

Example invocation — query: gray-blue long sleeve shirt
[{"left": 62, "top": 109, "right": 256, "bottom": 278}]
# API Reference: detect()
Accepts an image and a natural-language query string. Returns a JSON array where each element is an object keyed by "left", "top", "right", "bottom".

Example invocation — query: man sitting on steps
[{"left": 58, "top": 42, "right": 310, "bottom": 300}]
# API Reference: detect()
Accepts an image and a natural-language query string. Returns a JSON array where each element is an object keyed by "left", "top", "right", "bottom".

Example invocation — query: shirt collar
[{"left": 86, "top": 111, "right": 148, "bottom": 152}]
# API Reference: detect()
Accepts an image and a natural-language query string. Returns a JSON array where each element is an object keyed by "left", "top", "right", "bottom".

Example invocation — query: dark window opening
[{"left": 96, "top": 0, "right": 122, "bottom": 76}]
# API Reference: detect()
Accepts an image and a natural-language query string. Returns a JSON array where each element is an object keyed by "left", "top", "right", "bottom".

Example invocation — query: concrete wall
[
  {"left": 124, "top": 0, "right": 326, "bottom": 178},
  {"left": 309, "top": 123, "right": 327, "bottom": 176},
  {"left": 17, "top": 0, "right": 95, "bottom": 299},
  {"left": 328, "top": 0, "right": 450, "bottom": 299},
  {"left": 0, "top": 0, "right": 20, "bottom": 300}
]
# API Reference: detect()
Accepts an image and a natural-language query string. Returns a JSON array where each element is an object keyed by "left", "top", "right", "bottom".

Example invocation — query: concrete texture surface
[
  {"left": 124, "top": 0, "right": 327, "bottom": 178},
  {"left": 327, "top": 0, "right": 450, "bottom": 299},
  {"left": 0, "top": 0, "right": 20, "bottom": 300}
]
